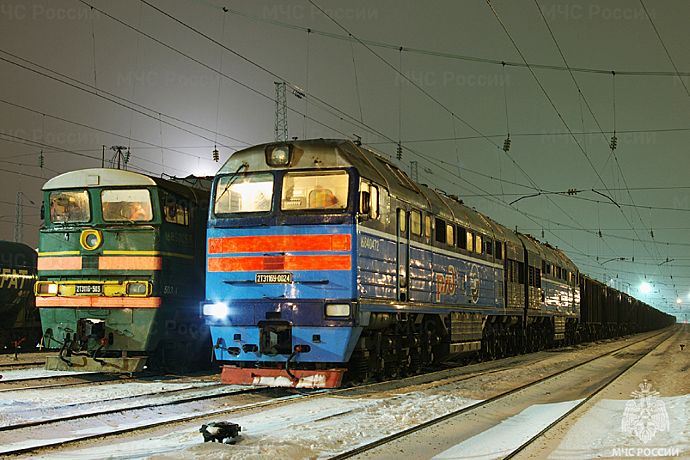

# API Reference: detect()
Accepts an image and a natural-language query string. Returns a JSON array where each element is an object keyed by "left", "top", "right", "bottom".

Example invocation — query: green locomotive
[{"left": 36, "top": 168, "right": 211, "bottom": 372}]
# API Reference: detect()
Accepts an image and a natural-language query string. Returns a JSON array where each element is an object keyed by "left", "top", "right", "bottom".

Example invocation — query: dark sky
[{"left": 1, "top": 0, "right": 688, "bottom": 319}]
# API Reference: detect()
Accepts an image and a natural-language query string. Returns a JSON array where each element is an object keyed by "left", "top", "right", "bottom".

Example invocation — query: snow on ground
[
  {"left": 20, "top": 390, "right": 479, "bottom": 460},
  {"left": 546, "top": 395, "right": 690, "bottom": 460},
  {"left": 430, "top": 400, "right": 584, "bottom": 460},
  {"left": 0, "top": 368, "right": 94, "bottom": 381},
  {"left": 0, "top": 380, "right": 237, "bottom": 427}
]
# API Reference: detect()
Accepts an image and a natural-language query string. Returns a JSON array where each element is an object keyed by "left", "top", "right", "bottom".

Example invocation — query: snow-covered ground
[
  {"left": 3, "top": 327, "right": 687, "bottom": 460},
  {"left": 15, "top": 390, "right": 479, "bottom": 460},
  {"left": 0, "top": 380, "right": 238, "bottom": 426},
  {"left": 0, "top": 367, "right": 93, "bottom": 381}
]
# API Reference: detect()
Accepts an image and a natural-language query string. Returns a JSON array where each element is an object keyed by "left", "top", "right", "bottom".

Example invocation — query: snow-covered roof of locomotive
[
  {"left": 42, "top": 168, "right": 210, "bottom": 201},
  {"left": 43, "top": 168, "right": 157, "bottom": 189}
]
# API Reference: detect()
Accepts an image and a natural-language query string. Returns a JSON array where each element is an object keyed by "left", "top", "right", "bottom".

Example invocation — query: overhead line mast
[{"left": 275, "top": 81, "right": 288, "bottom": 142}]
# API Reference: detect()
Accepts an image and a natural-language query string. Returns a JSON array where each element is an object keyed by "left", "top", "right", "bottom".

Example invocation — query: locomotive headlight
[
  {"left": 325, "top": 303, "right": 350, "bottom": 317},
  {"left": 126, "top": 282, "right": 149, "bottom": 296},
  {"left": 203, "top": 302, "right": 229, "bottom": 318},
  {"left": 80, "top": 229, "right": 103, "bottom": 251},
  {"left": 266, "top": 145, "right": 291, "bottom": 167},
  {"left": 36, "top": 282, "right": 58, "bottom": 295}
]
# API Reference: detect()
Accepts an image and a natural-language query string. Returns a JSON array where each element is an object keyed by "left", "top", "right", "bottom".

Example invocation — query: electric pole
[{"left": 275, "top": 82, "right": 288, "bottom": 142}]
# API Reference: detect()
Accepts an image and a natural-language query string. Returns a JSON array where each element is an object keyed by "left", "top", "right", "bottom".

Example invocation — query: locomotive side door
[{"left": 397, "top": 208, "right": 410, "bottom": 302}]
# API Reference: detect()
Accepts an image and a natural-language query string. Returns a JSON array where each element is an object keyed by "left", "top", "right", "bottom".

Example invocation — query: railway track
[
  {"left": 0, "top": 384, "right": 321, "bottom": 456},
  {"left": 0, "top": 361, "right": 44, "bottom": 370},
  {"left": 1, "top": 329, "right": 674, "bottom": 458},
  {"left": 0, "top": 345, "right": 564, "bottom": 457},
  {"left": 329, "top": 328, "right": 675, "bottom": 459},
  {"left": 0, "top": 370, "right": 125, "bottom": 391}
]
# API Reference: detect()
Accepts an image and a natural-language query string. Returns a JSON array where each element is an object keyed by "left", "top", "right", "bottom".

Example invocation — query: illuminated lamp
[
  {"left": 265, "top": 144, "right": 291, "bottom": 167},
  {"left": 203, "top": 302, "right": 229, "bottom": 319}
]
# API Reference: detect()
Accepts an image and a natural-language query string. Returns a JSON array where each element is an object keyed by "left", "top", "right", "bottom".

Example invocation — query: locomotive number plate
[
  {"left": 74, "top": 284, "right": 103, "bottom": 294},
  {"left": 255, "top": 273, "right": 292, "bottom": 284}
]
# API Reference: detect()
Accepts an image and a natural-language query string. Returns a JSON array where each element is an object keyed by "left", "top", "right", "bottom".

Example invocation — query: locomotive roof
[
  {"left": 43, "top": 168, "right": 158, "bottom": 189},
  {"left": 219, "top": 139, "right": 580, "bottom": 270},
  {"left": 517, "top": 233, "right": 578, "bottom": 274},
  {"left": 42, "top": 168, "right": 211, "bottom": 201},
  {"left": 219, "top": 139, "right": 431, "bottom": 209}
]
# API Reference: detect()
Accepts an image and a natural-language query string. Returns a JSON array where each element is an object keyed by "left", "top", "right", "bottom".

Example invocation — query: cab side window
[{"left": 164, "top": 198, "right": 189, "bottom": 226}]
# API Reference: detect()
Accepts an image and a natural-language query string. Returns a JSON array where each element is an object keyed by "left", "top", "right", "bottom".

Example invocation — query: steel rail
[
  {"left": 502, "top": 328, "right": 679, "bottom": 459},
  {"left": 328, "top": 329, "right": 673, "bottom": 459}
]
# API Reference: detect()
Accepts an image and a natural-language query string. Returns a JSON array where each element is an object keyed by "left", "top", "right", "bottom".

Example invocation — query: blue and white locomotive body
[{"left": 203, "top": 139, "right": 581, "bottom": 387}]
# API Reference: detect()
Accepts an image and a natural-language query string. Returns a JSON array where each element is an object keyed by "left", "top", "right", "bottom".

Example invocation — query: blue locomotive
[{"left": 202, "top": 139, "right": 674, "bottom": 388}]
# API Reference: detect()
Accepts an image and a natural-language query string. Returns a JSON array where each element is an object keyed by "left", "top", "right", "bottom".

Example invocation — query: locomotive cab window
[
  {"left": 281, "top": 171, "right": 348, "bottom": 211},
  {"left": 164, "top": 198, "right": 189, "bottom": 226},
  {"left": 102, "top": 189, "right": 153, "bottom": 222},
  {"left": 475, "top": 234, "right": 483, "bottom": 254},
  {"left": 215, "top": 173, "right": 274, "bottom": 215},
  {"left": 359, "top": 182, "right": 379, "bottom": 219},
  {"left": 49, "top": 190, "right": 90, "bottom": 224}
]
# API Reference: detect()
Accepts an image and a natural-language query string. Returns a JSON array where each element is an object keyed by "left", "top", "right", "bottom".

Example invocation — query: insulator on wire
[
  {"left": 39, "top": 153, "right": 44, "bottom": 168},
  {"left": 609, "top": 135, "right": 618, "bottom": 150},
  {"left": 396, "top": 143, "right": 402, "bottom": 161},
  {"left": 213, "top": 148, "right": 219, "bottom": 162},
  {"left": 503, "top": 137, "right": 511, "bottom": 152}
]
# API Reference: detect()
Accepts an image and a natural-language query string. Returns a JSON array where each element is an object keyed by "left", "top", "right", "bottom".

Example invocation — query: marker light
[
  {"left": 126, "top": 282, "right": 149, "bottom": 296},
  {"left": 203, "top": 302, "right": 229, "bottom": 318},
  {"left": 36, "top": 282, "right": 58, "bottom": 295},
  {"left": 325, "top": 303, "right": 350, "bottom": 317}
]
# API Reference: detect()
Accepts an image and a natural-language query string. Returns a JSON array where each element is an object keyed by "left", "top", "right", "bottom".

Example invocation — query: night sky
[{"left": 1, "top": 0, "right": 688, "bottom": 319}]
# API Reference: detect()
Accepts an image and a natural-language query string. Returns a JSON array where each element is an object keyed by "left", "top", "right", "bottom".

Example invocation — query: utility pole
[{"left": 275, "top": 81, "right": 288, "bottom": 142}]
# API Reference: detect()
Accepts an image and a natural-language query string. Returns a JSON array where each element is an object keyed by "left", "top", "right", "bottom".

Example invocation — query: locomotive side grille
[
  {"left": 82, "top": 256, "right": 99, "bottom": 269},
  {"left": 263, "top": 256, "right": 285, "bottom": 270}
]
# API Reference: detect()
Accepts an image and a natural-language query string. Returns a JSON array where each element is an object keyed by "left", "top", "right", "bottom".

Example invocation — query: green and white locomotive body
[{"left": 36, "top": 168, "right": 211, "bottom": 372}]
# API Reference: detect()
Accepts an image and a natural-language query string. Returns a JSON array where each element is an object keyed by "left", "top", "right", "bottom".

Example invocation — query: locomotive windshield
[
  {"left": 281, "top": 171, "right": 348, "bottom": 211},
  {"left": 101, "top": 189, "right": 153, "bottom": 222},
  {"left": 214, "top": 173, "right": 274, "bottom": 215},
  {"left": 49, "top": 190, "right": 90, "bottom": 223}
]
